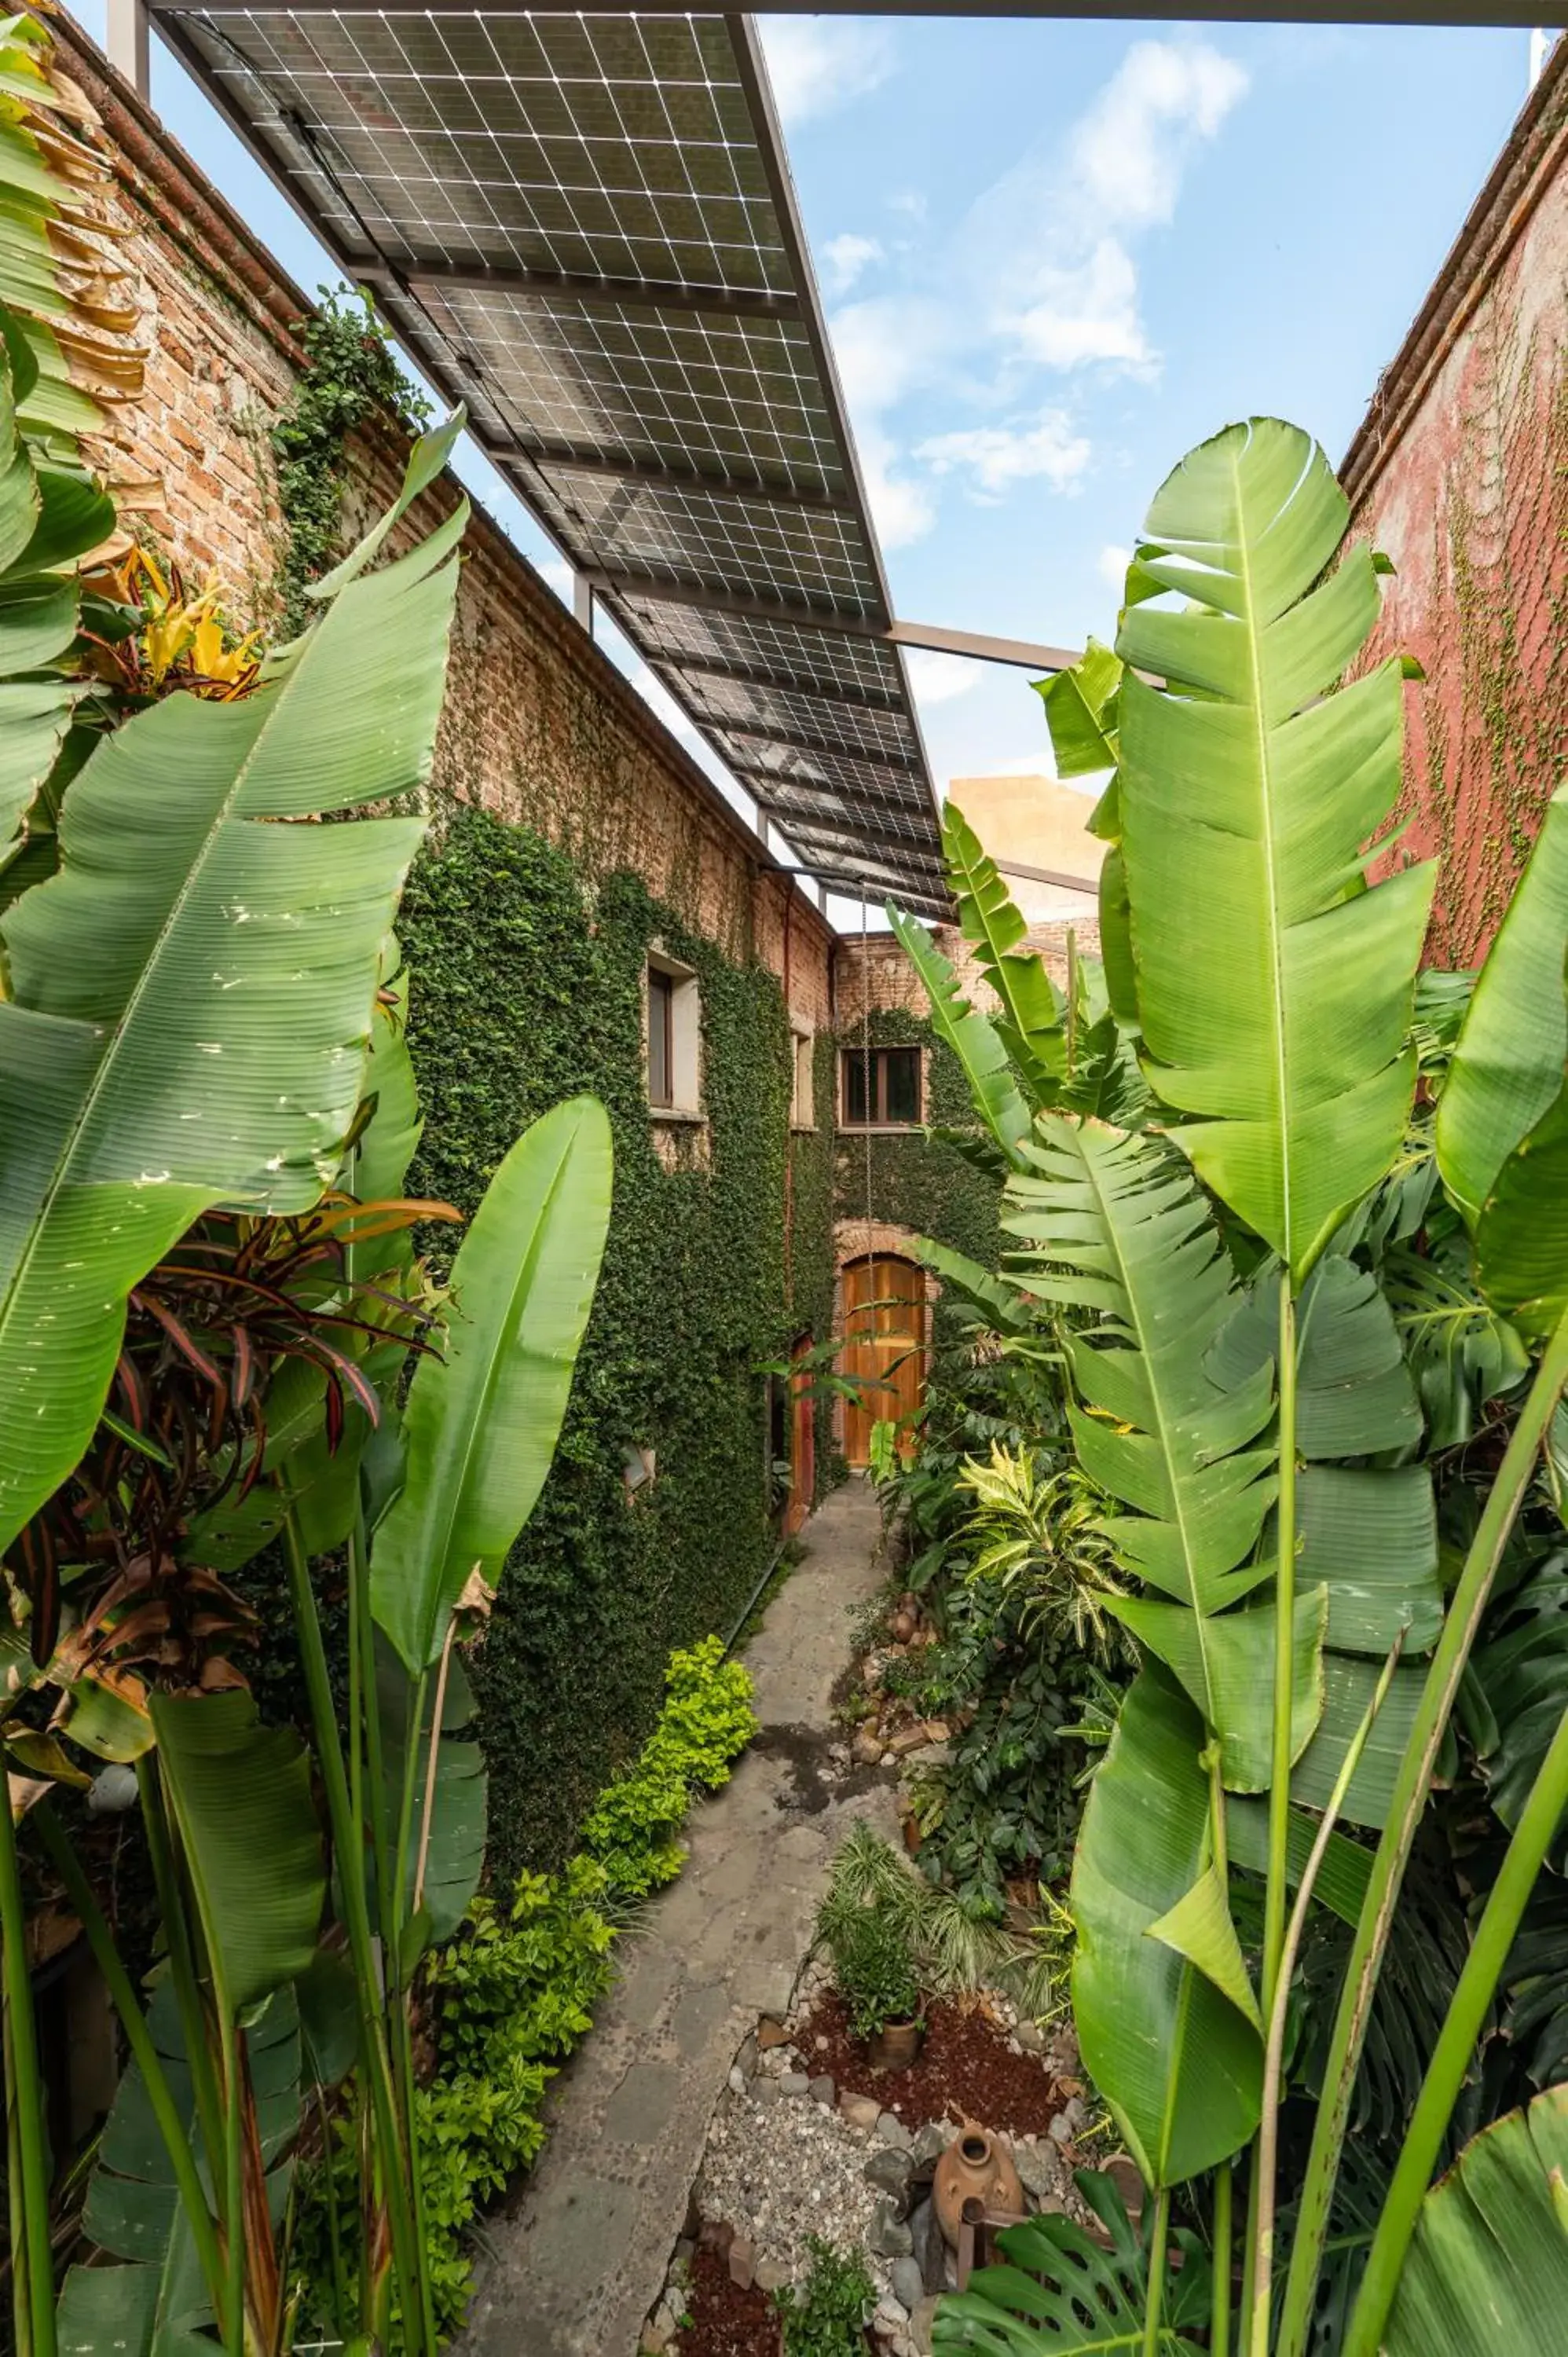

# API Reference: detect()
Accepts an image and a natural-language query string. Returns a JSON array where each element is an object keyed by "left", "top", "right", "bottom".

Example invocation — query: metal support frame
[
  {"left": 718, "top": 721, "right": 921, "bottom": 776},
  {"left": 145, "top": 0, "right": 1567, "bottom": 24},
  {"left": 108, "top": 0, "right": 150, "bottom": 94},
  {"left": 665, "top": 654, "right": 904, "bottom": 715},
  {"left": 764, "top": 807, "right": 938, "bottom": 861},
  {"left": 573, "top": 574, "right": 595, "bottom": 636},
  {"left": 354, "top": 256, "right": 801, "bottom": 323},
  {"left": 887, "top": 618, "right": 1083, "bottom": 674},
  {"left": 995, "top": 856, "right": 1101, "bottom": 895}
]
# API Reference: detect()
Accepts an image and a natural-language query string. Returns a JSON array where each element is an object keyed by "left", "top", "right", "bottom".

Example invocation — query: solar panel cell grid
[{"left": 163, "top": 6, "right": 945, "bottom": 904}]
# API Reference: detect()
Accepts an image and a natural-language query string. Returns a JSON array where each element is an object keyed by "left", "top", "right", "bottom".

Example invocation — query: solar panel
[{"left": 148, "top": 5, "right": 947, "bottom": 911}]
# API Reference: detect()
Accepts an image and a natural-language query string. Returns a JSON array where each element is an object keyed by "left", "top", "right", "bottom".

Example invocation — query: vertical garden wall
[{"left": 398, "top": 804, "right": 837, "bottom": 1880}]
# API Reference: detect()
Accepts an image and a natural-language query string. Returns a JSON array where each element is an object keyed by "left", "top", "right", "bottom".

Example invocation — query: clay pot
[
  {"left": 933, "top": 2125, "right": 1025, "bottom": 2249},
  {"left": 867, "top": 2015, "right": 924, "bottom": 2072},
  {"left": 890, "top": 1608, "right": 917, "bottom": 1643}
]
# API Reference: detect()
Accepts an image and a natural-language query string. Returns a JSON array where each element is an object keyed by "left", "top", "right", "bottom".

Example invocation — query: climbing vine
[
  {"left": 397, "top": 801, "right": 835, "bottom": 1881},
  {"left": 270, "top": 285, "right": 431, "bottom": 633}
]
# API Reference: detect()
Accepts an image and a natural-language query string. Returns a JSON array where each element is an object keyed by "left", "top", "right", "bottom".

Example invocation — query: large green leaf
[
  {"left": 933, "top": 2168, "right": 1210, "bottom": 2354},
  {"left": 55, "top": 1982, "right": 300, "bottom": 2357},
  {"left": 0, "top": 425, "right": 465, "bottom": 1554},
  {"left": 1116, "top": 418, "right": 1434, "bottom": 1280},
  {"left": 942, "top": 801, "right": 1066, "bottom": 1104},
  {"left": 1382, "top": 2084, "right": 1568, "bottom": 2355},
  {"left": 149, "top": 1689, "right": 326, "bottom": 2014},
  {"left": 1290, "top": 1652, "right": 1427, "bottom": 1829},
  {"left": 377, "top": 1640, "right": 488, "bottom": 1951},
  {"left": 1005, "top": 1116, "right": 1286, "bottom": 1773},
  {"left": 1471, "top": 1549, "right": 1568, "bottom": 1868},
  {"left": 1113, "top": 1585, "right": 1325, "bottom": 1791},
  {"left": 372, "top": 1093, "right": 613, "bottom": 1672},
  {"left": 1071, "top": 1668, "right": 1262, "bottom": 2189},
  {"left": 905, "top": 1233, "right": 1036, "bottom": 1334},
  {"left": 886, "top": 903, "right": 1033, "bottom": 1166},
  {"left": 1436, "top": 784, "right": 1568, "bottom": 1225},
  {"left": 1472, "top": 1072, "right": 1568, "bottom": 1336},
  {"left": 1035, "top": 636, "right": 1123, "bottom": 783}
]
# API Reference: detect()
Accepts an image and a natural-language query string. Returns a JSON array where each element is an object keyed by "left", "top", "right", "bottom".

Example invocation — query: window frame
[
  {"left": 840, "top": 1043, "right": 923, "bottom": 1129},
  {"left": 645, "top": 946, "right": 702, "bottom": 1120},
  {"left": 647, "top": 966, "right": 675, "bottom": 1109}
]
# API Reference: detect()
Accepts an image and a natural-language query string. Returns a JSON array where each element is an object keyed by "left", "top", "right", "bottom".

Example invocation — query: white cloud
[
  {"left": 1098, "top": 543, "right": 1132, "bottom": 587},
  {"left": 828, "top": 294, "right": 950, "bottom": 416},
  {"left": 858, "top": 423, "right": 936, "bottom": 550},
  {"left": 915, "top": 409, "right": 1092, "bottom": 499},
  {"left": 1009, "top": 241, "right": 1152, "bottom": 375},
  {"left": 626, "top": 662, "right": 701, "bottom": 744},
  {"left": 905, "top": 650, "right": 984, "bottom": 706},
  {"left": 1069, "top": 39, "right": 1249, "bottom": 233},
  {"left": 760, "top": 18, "right": 894, "bottom": 126},
  {"left": 821, "top": 232, "right": 884, "bottom": 296}
]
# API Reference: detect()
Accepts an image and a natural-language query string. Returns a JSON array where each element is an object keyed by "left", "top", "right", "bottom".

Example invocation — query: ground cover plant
[{"left": 887, "top": 418, "right": 1568, "bottom": 2355}]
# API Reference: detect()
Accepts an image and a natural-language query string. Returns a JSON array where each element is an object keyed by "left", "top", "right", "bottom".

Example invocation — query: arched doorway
[{"left": 840, "top": 1254, "right": 927, "bottom": 1468}]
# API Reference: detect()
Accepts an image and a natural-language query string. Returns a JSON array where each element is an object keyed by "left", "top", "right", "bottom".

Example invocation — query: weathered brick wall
[
  {"left": 1345, "top": 42, "right": 1568, "bottom": 967},
  {"left": 57, "top": 14, "right": 834, "bottom": 1010},
  {"left": 833, "top": 917, "right": 1101, "bottom": 1027}
]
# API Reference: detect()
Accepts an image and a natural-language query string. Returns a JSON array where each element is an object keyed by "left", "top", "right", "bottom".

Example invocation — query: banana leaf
[
  {"left": 149, "top": 1688, "right": 325, "bottom": 2012},
  {"left": 376, "top": 1639, "right": 487, "bottom": 1951},
  {"left": 1071, "top": 1667, "right": 1262, "bottom": 2189},
  {"left": 1035, "top": 635, "right": 1123, "bottom": 782},
  {"left": 941, "top": 801, "right": 1066, "bottom": 1102},
  {"left": 1005, "top": 1115, "right": 1287, "bottom": 1776},
  {"left": 1436, "top": 784, "right": 1568, "bottom": 1226},
  {"left": 372, "top": 1093, "right": 613, "bottom": 1673},
  {"left": 905, "top": 1233, "right": 1036, "bottom": 1334},
  {"left": 886, "top": 903, "right": 1033, "bottom": 1167},
  {"left": 55, "top": 1983, "right": 299, "bottom": 2357},
  {"left": 1471, "top": 1549, "right": 1568, "bottom": 1868},
  {"left": 933, "top": 2167, "right": 1210, "bottom": 2353},
  {"left": 1116, "top": 418, "right": 1433, "bottom": 1281},
  {"left": 1473, "top": 1072, "right": 1568, "bottom": 1336},
  {"left": 0, "top": 420, "right": 466, "bottom": 1555},
  {"left": 1381, "top": 2084, "right": 1568, "bottom": 2355},
  {"left": 1224, "top": 1794, "right": 1372, "bottom": 1926}
]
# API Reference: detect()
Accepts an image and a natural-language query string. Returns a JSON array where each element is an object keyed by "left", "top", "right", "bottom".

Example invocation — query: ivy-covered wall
[
  {"left": 831, "top": 1005, "right": 1003, "bottom": 1303},
  {"left": 398, "top": 802, "right": 837, "bottom": 1881}
]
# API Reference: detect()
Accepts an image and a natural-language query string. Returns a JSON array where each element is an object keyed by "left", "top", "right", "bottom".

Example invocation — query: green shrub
[
  {"left": 581, "top": 1637, "right": 758, "bottom": 1899},
  {"left": 822, "top": 1901, "right": 921, "bottom": 2040},
  {"left": 773, "top": 2237, "right": 876, "bottom": 2357}
]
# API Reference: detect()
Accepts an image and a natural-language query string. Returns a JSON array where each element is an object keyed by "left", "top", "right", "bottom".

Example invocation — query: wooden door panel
[{"left": 841, "top": 1255, "right": 926, "bottom": 1467}]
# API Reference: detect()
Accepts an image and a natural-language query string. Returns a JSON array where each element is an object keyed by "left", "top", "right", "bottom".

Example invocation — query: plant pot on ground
[{"left": 821, "top": 1900, "right": 925, "bottom": 2071}]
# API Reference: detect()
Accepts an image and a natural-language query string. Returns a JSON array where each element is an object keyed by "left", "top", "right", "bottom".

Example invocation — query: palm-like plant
[{"left": 900, "top": 418, "right": 1568, "bottom": 2357}]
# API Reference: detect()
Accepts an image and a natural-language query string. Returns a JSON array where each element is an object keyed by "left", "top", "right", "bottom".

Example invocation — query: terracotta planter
[
  {"left": 867, "top": 2015, "right": 924, "bottom": 2072},
  {"left": 933, "top": 2125, "right": 1025, "bottom": 2248}
]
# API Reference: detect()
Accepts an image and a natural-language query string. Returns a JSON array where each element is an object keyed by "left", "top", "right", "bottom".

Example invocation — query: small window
[
  {"left": 791, "top": 1028, "right": 814, "bottom": 1128},
  {"left": 646, "top": 950, "right": 702, "bottom": 1116},
  {"left": 648, "top": 968, "right": 674, "bottom": 1108},
  {"left": 841, "top": 1045, "right": 921, "bottom": 1127}
]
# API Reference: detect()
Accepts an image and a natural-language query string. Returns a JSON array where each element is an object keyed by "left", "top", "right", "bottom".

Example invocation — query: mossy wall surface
[{"left": 397, "top": 801, "right": 836, "bottom": 1881}]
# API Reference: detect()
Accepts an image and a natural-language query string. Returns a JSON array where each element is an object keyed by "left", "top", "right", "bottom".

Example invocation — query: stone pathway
[{"left": 460, "top": 1477, "right": 898, "bottom": 2357}]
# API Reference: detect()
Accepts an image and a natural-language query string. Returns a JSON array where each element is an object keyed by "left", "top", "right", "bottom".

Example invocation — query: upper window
[
  {"left": 841, "top": 1045, "right": 921, "bottom": 1128},
  {"left": 791, "top": 1028, "right": 815, "bottom": 1129},
  {"left": 647, "top": 951, "right": 701, "bottom": 1116}
]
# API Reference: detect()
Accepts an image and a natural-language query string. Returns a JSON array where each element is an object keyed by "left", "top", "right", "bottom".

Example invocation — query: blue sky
[{"left": 67, "top": 6, "right": 1539, "bottom": 899}]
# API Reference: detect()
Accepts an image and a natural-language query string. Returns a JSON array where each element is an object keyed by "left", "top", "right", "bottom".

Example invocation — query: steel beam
[
  {"left": 358, "top": 255, "right": 800, "bottom": 324},
  {"left": 108, "top": 0, "right": 150, "bottom": 93},
  {"left": 148, "top": 1, "right": 1566, "bottom": 24},
  {"left": 763, "top": 806, "right": 940, "bottom": 860},
  {"left": 727, "top": 754, "right": 934, "bottom": 818},
  {"left": 887, "top": 619, "right": 1083, "bottom": 674},
  {"left": 995, "top": 856, "right": 1102, "bottom": 895}
]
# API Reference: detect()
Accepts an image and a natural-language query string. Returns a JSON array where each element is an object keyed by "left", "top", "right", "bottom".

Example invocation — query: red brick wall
[
  {"left": 833, "top": 918, "right": 1101, "bottom": 1028},
  {"left": 1344, "top": 44, "right": 1568, "bottom": 968}
]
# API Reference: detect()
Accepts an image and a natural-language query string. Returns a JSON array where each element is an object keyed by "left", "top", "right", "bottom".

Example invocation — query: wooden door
[{"left": 841, "top": 1255, "right": 926, "bottom": 1467}]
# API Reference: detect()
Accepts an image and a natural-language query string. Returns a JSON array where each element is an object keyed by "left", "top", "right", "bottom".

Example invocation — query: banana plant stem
[
  {"left": 219, "top": 2007, "right": 245, "bottom": 2355},
  {"left": 1250, "top": 1637, "right": 1401, "bottom": 2357},
  {"left": 349, "top": 1508, "right": 390, "bottom": 2341},
  {"left": 5, "top": 2001, "right": 32, "bottom": 2357},
  {"left": 1211, "top": 2166, "right": 1233, "bottom": 2357},
  {"left": 1262, "top": 1272, "right": 1298, "bottom": 2016},
  {"left": 31, "top": 1805, "right": 227, "bottom": 2322},
  {"left": 1276, "top": 1304, "right": 1568, "bottom": 2357},
  {"left": 1142, "top": 2185, "right": 1171, "bottom": 2357},
  {"left": 387, "top": 1662, "right": 439, "bottom": 2357},
  {"left": 280, "top": 1505, "right": 428, "bottom": 2355},
  {"left": 134, "top": 1756, "right": 226, "bottom": 2190},
  {"left": 0, "top": 1793, "right": 53, "bottom": 2357},
  {"left": 1345, "top": 1693, "right": 1568, "bottom": 2356}
]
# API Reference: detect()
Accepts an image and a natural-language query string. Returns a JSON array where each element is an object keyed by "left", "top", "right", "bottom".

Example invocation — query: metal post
[
  {"left": 108, "top": 0, "right": 151, "bottom": 97},
  {"left": 573, "top": 573, "right": 594, "bottom": 637}
]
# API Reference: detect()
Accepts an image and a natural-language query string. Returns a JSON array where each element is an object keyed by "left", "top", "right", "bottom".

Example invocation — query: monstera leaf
[
  {"left": 0, "top": 420, "right": 466, "bottom": 1554},
  {"left": 372, "top": 1094, "right": 613, "bottom": 1673},
  {"left": 55, "top": 1984, "right": 300, "bottom": 2357},
  {"left": 1379, "top": 2084, "right": 1568, "bottom": 2355},
  {"left": 886, "top": 904, "right": 1033, "bottom": 1167},
  {"left": 1116, "top": 418, "right": 1434, "bottom": 1281},
  {"left": 1071, "top": 1668, "right": 1262, "bottom": 2190},
  {"left": 934, "top": 2167, "right": 1210, "bottom": 2353}
]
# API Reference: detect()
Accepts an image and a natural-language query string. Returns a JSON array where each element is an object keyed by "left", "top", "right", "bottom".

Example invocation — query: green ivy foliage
[
  {"left": 397, "top": 804, "right": 833, "bottom": 1881},
  {"left": 832, "top": 1006, "right": 1003, "bottom": 1326}
]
